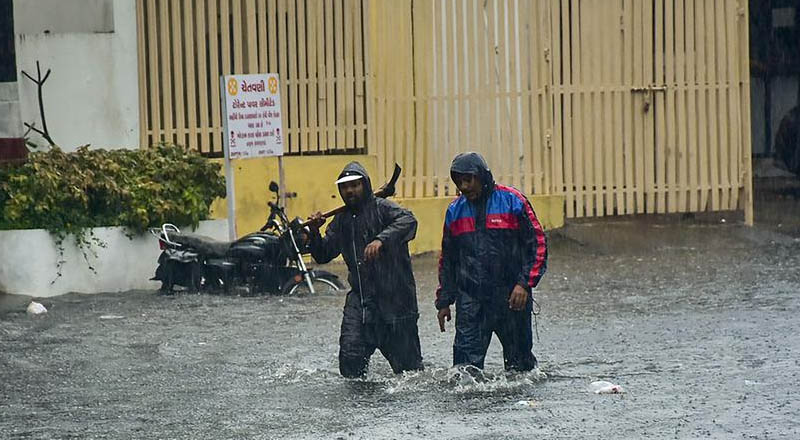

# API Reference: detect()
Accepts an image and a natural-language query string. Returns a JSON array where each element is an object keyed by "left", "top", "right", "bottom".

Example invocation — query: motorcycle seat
[{"left": 172, "top": 233, "right": 231, "bottom": 258}]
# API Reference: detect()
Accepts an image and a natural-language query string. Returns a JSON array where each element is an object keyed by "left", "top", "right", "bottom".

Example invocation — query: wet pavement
[{"left": 2, "top": 195, "right": 800, "bottom": 439}]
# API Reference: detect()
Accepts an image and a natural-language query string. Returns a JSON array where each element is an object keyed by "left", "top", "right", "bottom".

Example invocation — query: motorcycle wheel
[
  {"left": 187, "top": 261, "right": 203, "bottom": 294},
  {"left": 159, "top": 260, "right": 201, "bottom": 295},
  {"left": 280, "top": 271, "right": 345, "bottom": 296},
  {"left": 157, "top": 261, "right": 175, "bottom": 295}
]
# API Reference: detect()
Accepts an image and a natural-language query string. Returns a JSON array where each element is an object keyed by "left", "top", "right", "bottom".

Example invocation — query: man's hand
[
  {"left": 364, "top": 239, "right": 383, "bottom": 261},
  {"left": 508, "top": 284, "right": 529, "bottom": 311},
  {"left": 307, "top": 211, "right": 325, "bottom": 232},
  {"left": 437, "top": 307, "right": 451, "bottom": 332}
]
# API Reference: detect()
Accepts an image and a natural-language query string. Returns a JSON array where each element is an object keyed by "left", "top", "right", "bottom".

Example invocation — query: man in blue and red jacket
[{"left": 436, "top": 152, "right": 547, "bottom": 372}]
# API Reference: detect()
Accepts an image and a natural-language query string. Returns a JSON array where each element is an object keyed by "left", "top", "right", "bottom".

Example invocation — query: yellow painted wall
[
  {"left": 210, "top": 155, "right": 564, "bottom": 254},
  {"left": 210, "top": 155, "right": 378, "bottom": 236}
]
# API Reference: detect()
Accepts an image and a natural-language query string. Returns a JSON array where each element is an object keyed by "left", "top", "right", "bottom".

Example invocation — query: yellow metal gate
[
  {"left": 370, "top": 0, "right": 752, "bottom": 221},
  {"left": 547, "top": 0, "right": 753, "bottom": 219},
  {"left": 136, "top": 0, "right": 753, "bottom": 221},
  {"left": 370, "top": 0, "right": 554, "bottom": 199}
]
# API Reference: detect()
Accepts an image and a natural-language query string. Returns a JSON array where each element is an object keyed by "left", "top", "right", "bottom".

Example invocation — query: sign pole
[
  {"left": 278, "top": 155, "right": 286, "bottom": 208},
  {"left": 220, "top": 75, "right": 237, "bottom": 241}
]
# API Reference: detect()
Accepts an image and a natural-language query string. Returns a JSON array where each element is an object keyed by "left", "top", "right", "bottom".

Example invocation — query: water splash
[
  {"left": 259, "top": 362, "right": 547, "bottom": 397},
  {"left": 386, "top": 365, "right": 547, "bottom": 394}
]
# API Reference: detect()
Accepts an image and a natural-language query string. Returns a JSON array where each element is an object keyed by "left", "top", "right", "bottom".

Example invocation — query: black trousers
[
  {"left": 339, "top": 292, "right": 424, "bottom": 378},
  {"left": 453, "top": 292, "right": 537, "bottom": 371}
]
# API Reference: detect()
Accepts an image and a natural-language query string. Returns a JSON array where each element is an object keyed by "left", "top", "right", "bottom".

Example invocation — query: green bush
[{"left": 0, "top": 143, "right": 226, "bottom": 235}]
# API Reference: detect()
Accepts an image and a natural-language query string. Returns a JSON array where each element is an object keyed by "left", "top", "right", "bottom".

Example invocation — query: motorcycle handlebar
[{"left": 265, "top": 200, "right": 291, "bottom": 228}]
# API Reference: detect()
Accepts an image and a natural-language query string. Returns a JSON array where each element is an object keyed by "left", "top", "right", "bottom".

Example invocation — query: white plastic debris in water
[
  {"left": 589, "top": 380, "right": 624, "bottom": 394},
  {"left": 99, "top": 315, "right": 124, "bottom": 320},
  {"left": 26, "top": 301, "right": 47, "bottom": 315},
  {"left": 515, "top": 400, "right": 537, "bottom": 407}
]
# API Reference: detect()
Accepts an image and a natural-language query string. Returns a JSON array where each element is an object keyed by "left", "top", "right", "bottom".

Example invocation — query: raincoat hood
[
  {"left": 449, "top": 152, "right": 495, "bottom": 197},
  {"left": 337, "top": 161, "right": 374, "bottom": 207}
]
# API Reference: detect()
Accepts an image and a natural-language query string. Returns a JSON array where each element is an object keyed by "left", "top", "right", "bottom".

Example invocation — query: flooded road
[{"left": 2, "top": 217, "right": 800, "bottom": 439}]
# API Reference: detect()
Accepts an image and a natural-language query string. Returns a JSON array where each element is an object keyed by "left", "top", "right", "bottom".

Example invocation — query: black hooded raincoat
[{"left": 309, "top": 162, "right": 423, "bottom": 377}]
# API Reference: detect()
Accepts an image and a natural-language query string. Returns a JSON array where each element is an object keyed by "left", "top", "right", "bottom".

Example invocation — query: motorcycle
[{"left": 150, "top": 181, "right": 345, "bottom": 296}]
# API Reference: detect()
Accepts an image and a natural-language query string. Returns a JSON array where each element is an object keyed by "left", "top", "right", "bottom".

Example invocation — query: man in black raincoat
[
  {"left": 307, "top": 162, "right": 424, "bottom": 378},
  {"left": 436, "top": 152, "right": 547, "bottom": 372}
]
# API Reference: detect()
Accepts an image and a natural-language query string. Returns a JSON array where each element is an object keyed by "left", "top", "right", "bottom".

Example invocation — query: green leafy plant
[{"left": 0, "top": 143, "right": 226, "bottom": 280}]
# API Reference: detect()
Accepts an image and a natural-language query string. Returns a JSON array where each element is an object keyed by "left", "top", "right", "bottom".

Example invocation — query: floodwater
[{"left": 2, "top": 213, "right": 800, "bottom": 439}]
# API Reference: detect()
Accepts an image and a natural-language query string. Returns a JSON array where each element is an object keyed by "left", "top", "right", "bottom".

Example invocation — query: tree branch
[
  {"left": 20, "top": 61, "right": 56, "bottom": 148},
  {"left": 23, "top": 122, "right": 55, "bottom": 146}
]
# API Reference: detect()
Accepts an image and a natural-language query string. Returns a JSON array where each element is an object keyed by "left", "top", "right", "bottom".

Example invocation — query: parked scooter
[{"left": 150, "top": 181, "right": 345, "bottom": 296}]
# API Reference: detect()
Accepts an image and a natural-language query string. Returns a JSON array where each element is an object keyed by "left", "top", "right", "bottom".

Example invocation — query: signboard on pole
[
  {"left": 222, "top": 73, "right": 284, "bottom": 158},
  {"left": 220, "top": 73, "right": 285, "bottom": 240}
]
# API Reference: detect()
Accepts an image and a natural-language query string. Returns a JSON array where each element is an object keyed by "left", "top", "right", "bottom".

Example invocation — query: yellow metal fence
[
  {"left": 137, "top": 0, "right": 753, "bottom": 221},
  {"left": 136, "top": 0, "right": 369, "bottom": 156},
  {"left": 370, "top": 0, "right": 752, "bottom": 222}
]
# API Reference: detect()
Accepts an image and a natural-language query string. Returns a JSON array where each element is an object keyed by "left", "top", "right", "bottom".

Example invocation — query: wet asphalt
[{"left": 2, "top": 193, "right": 800, "bottom": 439}]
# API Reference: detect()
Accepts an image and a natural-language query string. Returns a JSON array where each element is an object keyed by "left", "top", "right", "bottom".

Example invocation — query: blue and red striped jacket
[{"left": 435, "top": 184, "right": 547, "bottom": 310}]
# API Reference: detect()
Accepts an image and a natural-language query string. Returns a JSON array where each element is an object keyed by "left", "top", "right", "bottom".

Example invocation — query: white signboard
[{"left": 222, "top": 73, "right": 283, "bottom": 158}]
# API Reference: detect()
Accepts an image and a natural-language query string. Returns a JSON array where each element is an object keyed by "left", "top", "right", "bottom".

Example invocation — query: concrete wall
[
  {"left": 14, "top": 0, "right": 114, "bottom": 34},
  {"left": 0, "top": 220, "right": 227, "bottom": 298},
  {"left": 209, "top": 154, "right": 565, "bottom": 255},
  {"left": 0, "top": 0, "right": 21, "bottom": 142},
  {"left": 13, "top": 0, "right": 138, "bottom": 151},
  {"left": 0, "top": 81, "right": 21, "bottom": 138}
]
